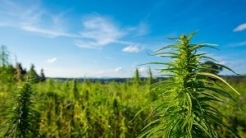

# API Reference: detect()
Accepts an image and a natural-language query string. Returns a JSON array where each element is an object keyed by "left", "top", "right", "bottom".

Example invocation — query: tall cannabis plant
[
  {"left": 4, "top": 82, "right": 39, "bottom": 138},
  {"left": 72, "top": 79, "right": 79, "bottom": 100},
  {"left": 148, "top": 67, "right": 153, "bottom": 85},
  {"left": 134, "top": 68, "right": 140, "bottom": 85},
  {"left": 140, "top": 34, "right": 240, "bottom": 138}
]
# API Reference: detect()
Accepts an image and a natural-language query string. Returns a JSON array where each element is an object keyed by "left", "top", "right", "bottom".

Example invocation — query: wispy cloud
[
  {"left": 0, "top": 0, "right": 76, "bottom": 38},
  {"left": 233, "top": 23, "right": 246, "bottom": 32},
  {"left": 122, "top": 45, "right": 143, "bottom": 53},
  {"left": 0, "top": 0, "right": 161, "bottom": 52},
  {"left": 226, "top": 41, "right": 246, "bottom": 47},
  {"left": 75, "top": 15, "right": 152, "bottom": 49},
  {"left": 76, "top": 16, "right": 126, "bottom": 49},
  {"left": 136, "top": 22, "right": 149, "bottom": 36},
  {"left": 46, "top": 57, "right": 57, "bottom": 63},
  {"left": 21, "top": 25, "right": 79, "bottom": 38},
  {"left": 128, "top": 22, "right": 149, "bottom": 37},
  {"left": 0, "top": 1, "right": 40, "bottom": 25}
]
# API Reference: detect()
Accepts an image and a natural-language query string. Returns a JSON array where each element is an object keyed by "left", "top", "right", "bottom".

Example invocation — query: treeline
[{"left": 0, "top": 45, "right": 45, "bottom": 83}]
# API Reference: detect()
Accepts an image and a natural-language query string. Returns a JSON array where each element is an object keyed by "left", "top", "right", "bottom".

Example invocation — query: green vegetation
[
  {"left": 4, "top": 82, "right": 39, "bottom": 138},
  {"left": 140, "top": 34, "right": 240, "bottom": 137},
  {"left": 0, "top": 35, "right": 245, "bottom": 138}
]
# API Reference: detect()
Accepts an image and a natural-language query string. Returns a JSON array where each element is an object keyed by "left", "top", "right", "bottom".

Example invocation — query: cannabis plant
[
  {"left": 72, "top": 79, "right": 79, "bottom": 100},
  {"left": 4, "top": 82, "right": 39, "bottom": 138},
  {"left": 140, "top": 34, "right": 240, "bottom": 138},
  {"left": 134, "top": 68, "right": 140, "bottom": 85}
]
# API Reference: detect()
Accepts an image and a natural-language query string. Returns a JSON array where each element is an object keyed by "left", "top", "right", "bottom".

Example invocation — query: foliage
[
  {"left": 0, "top": 40, "right": 245, "bottom": 138},
  {"left": 147, "top": 67, "right": 153, "bottom": 85},
  {"left": 27, "top": 64, "right": 40, "bottom": 83},
  {"left": 0, "top": 64, "right": 15, "bottom": 83},
  {"left": 140, "top": 34, "right": 240, "bottom": 138},
  {"left": 39, "top": 69, "right": 46, "bottom": 82},
  {"left": 0, "top": 75, "right": 245, "bottom": 137},
  {"left": 15, "top": 62, "right": 27, "bottom": 82},
  {"left": 0, "top": 46, "right": 44, "bottom": 83},
  {"left": 4, "top": 82, "right": 39, "bottom": 138},
  {"left": 134, "top": 68, "right": 140, "bottom": 85},
  {"left": 0, "top": 46, "right": 15, "bottom": 83}
]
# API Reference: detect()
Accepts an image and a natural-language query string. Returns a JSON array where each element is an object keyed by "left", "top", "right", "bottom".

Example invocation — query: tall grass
[{"left": 140, "top": 34, "right": 240, "bottom": 138}]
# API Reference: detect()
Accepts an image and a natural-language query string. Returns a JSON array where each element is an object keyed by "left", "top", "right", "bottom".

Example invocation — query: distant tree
[
  {"left": 27, "top": 64, "right": 40, "bottom": 83},
  {"left": 40, "top": 68, "right": 46, "bottom": 82}
]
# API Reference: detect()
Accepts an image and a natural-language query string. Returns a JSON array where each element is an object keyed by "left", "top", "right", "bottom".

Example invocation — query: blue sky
[{"left": 0, "top": 0, "right": 245, "bottom": 78}]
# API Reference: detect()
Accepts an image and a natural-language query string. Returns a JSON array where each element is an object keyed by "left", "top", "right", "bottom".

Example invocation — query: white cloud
[
  {"left": 76, "top": 16, "right": 125, "bottom": 48},
  {"left": 46, "top": 57, "right": 57, "bottom": 63},
  {"left": 113, "top": 67, "right": 123, "bottom": 72},
  {"left": 233, "top": 23, "right": 246, "bottom": 32},
  {"left": 138, "top": 67, "right": 147, "bottom": 73},
  {"left": 122, "top": 45, "right": 143, "bottom": 53}
]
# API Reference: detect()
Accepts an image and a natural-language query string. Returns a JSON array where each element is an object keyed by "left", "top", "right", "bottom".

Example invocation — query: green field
[
  {"left": 0, "top": 76, "right": 246, "bottom": 137},
  {"left": 0, "top": 34, "right": 246, "bottom": 138}
]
